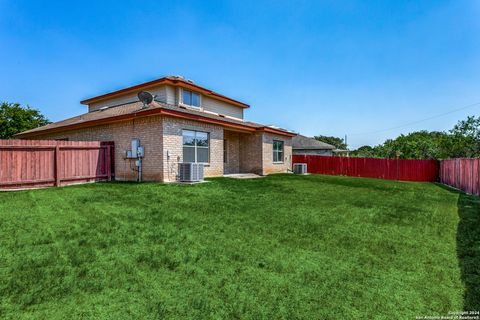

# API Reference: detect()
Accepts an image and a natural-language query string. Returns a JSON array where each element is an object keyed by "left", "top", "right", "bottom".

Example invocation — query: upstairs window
[
  {"left": 183, "top": 130, "right": 209, "bottom": 163},
  {"left": 182, "top": 89, "right": 200, "bottom": 108},
  {"left": 273, "top": 140, "right": 284, "bottom": 163}
]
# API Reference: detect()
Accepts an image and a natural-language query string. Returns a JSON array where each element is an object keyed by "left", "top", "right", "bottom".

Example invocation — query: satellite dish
[{"left": 138, "top": 91, "right": 154, "bottom": 108}]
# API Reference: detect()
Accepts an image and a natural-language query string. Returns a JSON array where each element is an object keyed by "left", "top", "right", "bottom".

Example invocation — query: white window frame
[
  {"left": 182, "top": 130, "right": 210, "bottom": 164},
  {"left": 181, "top": 88, "right": 202, "bottom": 109},
  {"left": 273, "top": 140, "right": 284, "bottom": 163}
]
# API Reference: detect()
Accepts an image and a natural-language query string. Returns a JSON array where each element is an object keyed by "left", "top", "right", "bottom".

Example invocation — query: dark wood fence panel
[
  {"left": 0, "top": 140, "right": 114, "bottom": 190},
  {"left": 292, "top": 155, "right": 439, "bottom": 182},
  {"left": 440, "top": 159, "right": 480, "bottom": 196}
]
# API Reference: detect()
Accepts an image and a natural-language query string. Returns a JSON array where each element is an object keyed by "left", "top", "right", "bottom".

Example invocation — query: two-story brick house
[{"left": 16, "top": 76, "right": 295, "bottom": 182}]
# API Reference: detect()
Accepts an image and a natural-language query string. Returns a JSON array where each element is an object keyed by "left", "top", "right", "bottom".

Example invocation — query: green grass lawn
[{"left": 0, "top": 174, "right": 478, "bottom": 319}]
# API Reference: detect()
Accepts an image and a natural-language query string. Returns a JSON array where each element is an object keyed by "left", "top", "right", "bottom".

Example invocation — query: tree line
[
  {"left": 1, "top": 102, "right": 50, "bottom": 139},
  {"left": 315, "top": 116, "right": 480, "bottom": 160},
  {"left": 2, "top": 101, "right": 479, "bottom": 160}
]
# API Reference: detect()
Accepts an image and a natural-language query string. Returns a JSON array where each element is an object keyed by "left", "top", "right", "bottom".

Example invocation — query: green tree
[
  {"left": 448, "top": 116, "right": 480, "bottom": 157},
  {"left": 351, "top": 145, "right": 376, "bottom": 158},
  {"left": 374, "top": 131, "right": 449, "bottom": 159},
  {"left": 0, "top": 102, "right": 50, "bottom": 139},
  {"left": 350, "top": 116, "right": 480, "bottom": 159},
  {"left": 351, "top": 131, "right": 451, "bottom": 159},
  {"left": 314, "top": 135, "right": 347, "bottom": 149}
]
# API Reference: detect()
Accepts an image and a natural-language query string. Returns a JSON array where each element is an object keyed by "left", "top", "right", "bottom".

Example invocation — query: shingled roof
[
  {"left": 16, "top": 101, "right": 295, "bottom": 138},
  {"left": 292, "top": 135, "right": 335, "bottom": 150}
]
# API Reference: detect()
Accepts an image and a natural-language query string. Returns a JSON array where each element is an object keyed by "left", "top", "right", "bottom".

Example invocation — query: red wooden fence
[
  {"left": 0, "top": 140, "right": 114, "bottom": 190},
  {"left": 440, "top": 159, "right": 480, "bottom": 196},
  {"left": 292, "top": 155, "right": 439, "bottom": 182}
]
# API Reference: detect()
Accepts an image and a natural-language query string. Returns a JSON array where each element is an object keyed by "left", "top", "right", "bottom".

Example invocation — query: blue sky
[{"left": 1, "top": 0, "right": 479, "bottom": 148}]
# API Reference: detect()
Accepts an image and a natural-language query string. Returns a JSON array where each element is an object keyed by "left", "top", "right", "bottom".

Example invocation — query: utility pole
[{"left": 345, "top": 134, "right": 349, "bottom": 157}]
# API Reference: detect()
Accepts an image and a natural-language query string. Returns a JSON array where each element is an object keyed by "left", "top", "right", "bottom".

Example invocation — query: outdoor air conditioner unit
[
  {"left": 293, "top": 163, "right": 308, "bottom": 174},
  {"left": 179, "top": 163, "right": 205, "bottom": 182}
]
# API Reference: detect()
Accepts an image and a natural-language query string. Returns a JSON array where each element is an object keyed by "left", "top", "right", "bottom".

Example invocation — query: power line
[{"left": 349, "top": 101, "right": 480, "bottom": 136}]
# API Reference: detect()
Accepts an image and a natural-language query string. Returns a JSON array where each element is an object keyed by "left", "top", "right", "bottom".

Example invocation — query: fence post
[
  {"left": 106, "top": 145, "right": 112, "bottom": 181},
  {"left": 439, "top": 161, "right": 443, "bottom": 183},
  {"left": 455, "top": 158, "right": 460, "bottom": 189},
  {"left": 396, "top": 158, "right": 400, "bottom": 181},
  {"left": 471, "top": 160, "right": 474, "bottom": 195},
  {"left": 54, "top": 145, "right": 60, "bottom": 187},
  {"left": 478, "top": 159, "right": 480, "bottom": 196}
]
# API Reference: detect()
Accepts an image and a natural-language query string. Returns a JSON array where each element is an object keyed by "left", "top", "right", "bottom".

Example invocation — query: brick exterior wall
[
  {"left": 224, "top": 131, "right": 240, "bottom": 174},
  {"left": 225, "top": 131, "right": 292, "bottom": 175},
  {"left": 24, "top": 114, "right": 292, "bottom": 181},
  {"left": 262, "top": 133, "right": 293, "bottom": 174},
  {"left": 239, "top": 132, "right": 263, "bottom": 174},
  {"left": 29, "top": 116, "right": 164, "bottom": 181},
  {"left": 162, "top": 116, "right": 224, "bottom": 182}
]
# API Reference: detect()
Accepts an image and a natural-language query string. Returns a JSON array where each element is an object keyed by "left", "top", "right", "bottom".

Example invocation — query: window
[
  {"left": 183, "top": 130, "right": 209, "bottom": 163},
  {"left": 273, "top": 140, "right": 284, "bottom": 163},
  {"left": 182, "top": 89, "right": 200, "bottom": 108}
]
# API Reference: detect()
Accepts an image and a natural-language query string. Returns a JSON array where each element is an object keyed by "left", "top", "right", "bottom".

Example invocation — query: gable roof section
[
  {"left": 292, "top": 135, "right": 335, "bottom": 150},
  {"left": 80, "top": 76, "right": 250, "bottom": 109},
  {"left": 16, "top": 101, "right": 295, "bottom": 138}
]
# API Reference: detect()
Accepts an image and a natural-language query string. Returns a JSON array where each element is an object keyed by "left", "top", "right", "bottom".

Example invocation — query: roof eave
[
  {"left": 259, "top": 126, "right": 297, "bottom": 137},
  {"left": 293, "top": 146, "right": 335, "bottom": 150},
  {"left": 16, "top": 108, "right": 296, "bottom": 139},
  {"left": 80, "top": 78, "right": 250, "bottom": 109}
]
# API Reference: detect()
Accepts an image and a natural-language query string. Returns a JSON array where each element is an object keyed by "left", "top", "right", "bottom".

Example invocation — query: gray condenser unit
[
  {"left": 293, "top": 163, "right": 308, "bottom": 174},
  {"left": 178, "top": 163, "right": 204, "bottom": 182}
]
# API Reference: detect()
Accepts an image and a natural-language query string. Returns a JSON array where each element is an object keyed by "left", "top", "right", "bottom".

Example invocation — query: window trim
[
  {"left": 273, "top": 140, "right": 284, "bottom": 164},
  {"left": 181, "top": 89, "right": 201, "bottom": 109},
  {"left": 182, "top": 129, "right": 210, "bottom": 164}
]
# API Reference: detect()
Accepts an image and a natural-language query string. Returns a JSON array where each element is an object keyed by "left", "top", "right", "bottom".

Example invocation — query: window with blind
[
  {"left": 182, "top": 130, "right": 209, "bottom": 163},
  {"left": 182, "top": 89, "right": 200, "bottom": 108}
]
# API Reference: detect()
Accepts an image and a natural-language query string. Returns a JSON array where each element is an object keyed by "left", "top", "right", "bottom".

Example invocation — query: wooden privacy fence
[
  {"left": 292, "top": 155, "right": 439, "bottom": 182},
  {"left": 0, "top": 140, "right": 114, "bottom": 190},
  {"left": 440, "top": 158, "right": 480, "bottom": 196}
]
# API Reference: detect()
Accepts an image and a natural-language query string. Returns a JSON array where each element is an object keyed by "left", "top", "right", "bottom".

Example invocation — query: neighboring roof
[
  {"left": 80, "top": 75, "right": 250, "bottom": 109},
  {"left": 16, "top": 101, "right": 295, "bottom": 138},
  {"left": 292, "top": 135, "right": 335, "bottom": 150}
]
